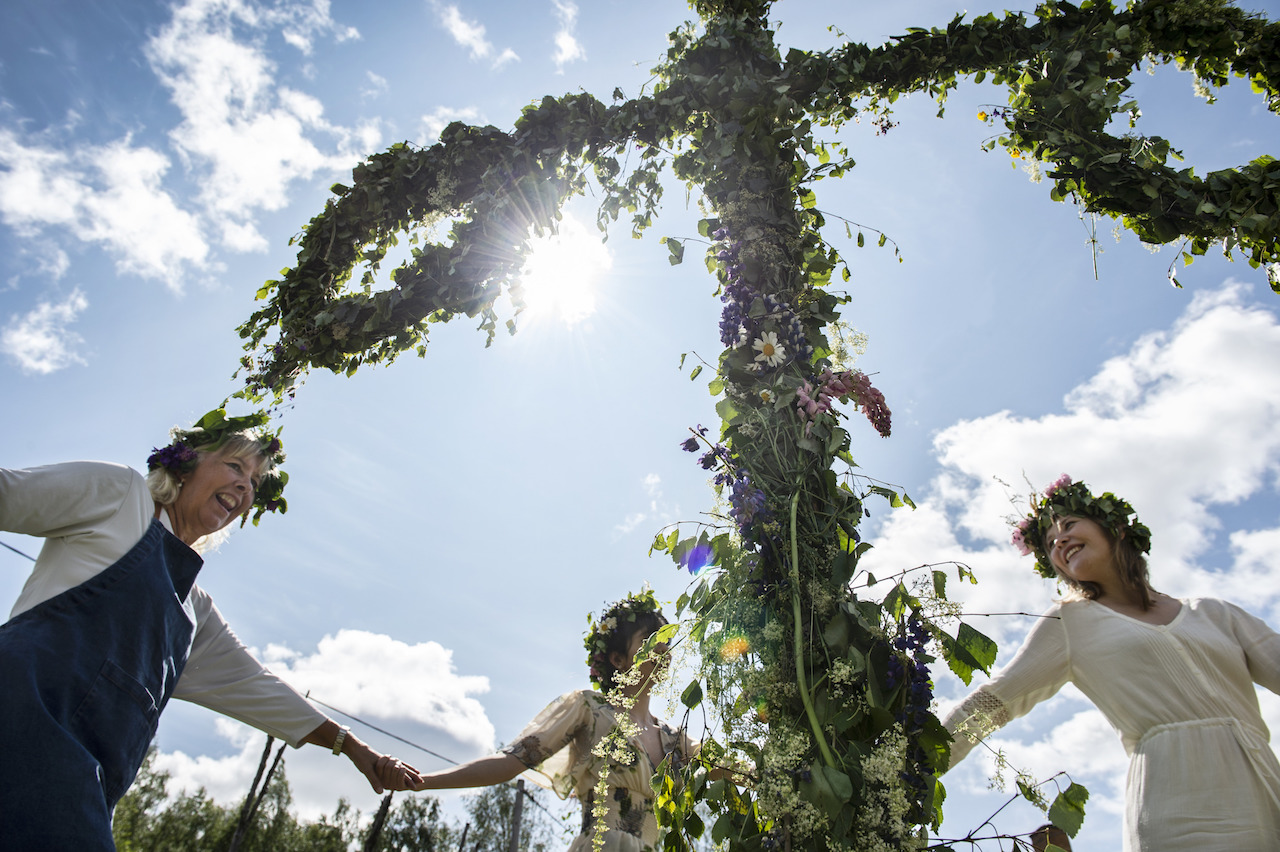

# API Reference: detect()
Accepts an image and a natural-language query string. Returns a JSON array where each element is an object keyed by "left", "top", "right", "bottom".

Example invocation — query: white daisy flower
[{"left": 752, "top": 331, "right": 786, "bottom": 367}]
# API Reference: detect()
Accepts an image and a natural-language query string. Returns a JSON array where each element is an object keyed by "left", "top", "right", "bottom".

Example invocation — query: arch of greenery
[{"left": 233, "top": 1, "right": 1278, "bottom": 848}]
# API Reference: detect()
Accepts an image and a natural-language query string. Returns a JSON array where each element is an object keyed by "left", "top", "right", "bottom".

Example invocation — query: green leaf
[
  {"left": 1048, "top": 783, "right": 1089, "bottom": 837},
  {"left": 715, "top": 397, "right": 741, "bottom": 425},
  {"left": 665, "top": 238, "right": 685, "bottom": 266},
  {"left": 689, "top": 365, "right": 703, "bottom": 381},
  {"left": 708, "top": 378, "right": 724, "bottom": 396},
  {"left": 932, "top": 569, "right": 947, "bottom": 598},
  {"left": 681, "top": 679, "right": 704, "bottom": 709}
]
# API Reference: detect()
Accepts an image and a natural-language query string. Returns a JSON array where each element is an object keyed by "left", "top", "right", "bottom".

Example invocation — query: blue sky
[{"left": 2, "top": 0, "right": 1280, "bottom": 848}]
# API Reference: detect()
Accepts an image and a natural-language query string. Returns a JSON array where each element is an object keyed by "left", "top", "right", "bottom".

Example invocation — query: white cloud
[
  {"left": 431, "top": 2, "right": 519, "bottom": 68},
  {"left": 551, "top": 0, "right": 585, "bottom": 71},
  {"left": 145, "top": 0, "right": 379, "bottom": 249},
  {"left": 420, "top": 106, "right": 484, "bottom": 144},
  {"left": 865, "top": 282, "right": 1280, "bottom": 644},
  {"left": 2, "top": 288, "right": 89, "bottom": 373},
  {"left": 0, "top": 0, "right": 374, "bottom": 286},
  {"left": 361, "top": 70, "right": 389, "bottom": 100},
  {"left": 862, "top": 281, "right": 1280, "bottom": 841},
  {"left": 615, "top": 473, "right": 676, "bottom": 535},
  {"left": 155, "top": 629, "right": 495, "bottom": 820},
  {"left": 0, "top": 130, "right": 207, "bottom": 282}
]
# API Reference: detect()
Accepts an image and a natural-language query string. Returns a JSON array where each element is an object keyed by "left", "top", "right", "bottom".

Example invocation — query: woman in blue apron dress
[{"left": 0, "top": 409, "right": 421, "bottom": 850}]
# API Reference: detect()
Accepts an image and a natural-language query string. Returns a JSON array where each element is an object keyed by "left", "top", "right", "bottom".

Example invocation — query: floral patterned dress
[{"left": 503, "top": 689, "right": 695, "bottom": 852}]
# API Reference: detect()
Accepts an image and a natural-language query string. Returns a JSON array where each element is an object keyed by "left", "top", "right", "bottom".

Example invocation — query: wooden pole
[
  {"left": 506, "top": 780, "right": 525, "bottom": 852},
  {"left": 458, "top": 821, "right": 470, "bottom": 852},
  {"left": 361, "top": 792, "right": 395, "bottom": 852},
  {"left": 227, "top": 736, "right": 274, "bottom": 852}
]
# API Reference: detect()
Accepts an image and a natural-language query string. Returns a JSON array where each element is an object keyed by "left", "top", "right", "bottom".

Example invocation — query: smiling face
[
  {"left": 1043, "top": 514, "right": 1118, "bottom": 587},
  {"left": 168, "top": 448, "right": 263, "bottom": 544}
]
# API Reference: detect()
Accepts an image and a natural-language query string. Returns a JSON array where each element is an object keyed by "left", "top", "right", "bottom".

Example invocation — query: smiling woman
[{"left": 515, "top": 215, "right": 612, "bottom": 327}]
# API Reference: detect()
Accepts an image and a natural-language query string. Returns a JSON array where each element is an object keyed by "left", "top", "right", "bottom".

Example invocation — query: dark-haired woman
[
  {"left": 413, "top": 588, "right": 694, "bottom": 852},
  {"left": 942, "top": 476, "right": 1280, "bottom": 851},
  {"left": 0, "top": 410, "right": 420, "bottom": 851}
]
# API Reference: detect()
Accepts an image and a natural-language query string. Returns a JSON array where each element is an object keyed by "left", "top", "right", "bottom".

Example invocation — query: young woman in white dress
[
  {"left": 413, "top": 589, "right": 695, "bottom": 852},
  {"left": 943, "top": 477, "right": 1280, "bottom": 851}
]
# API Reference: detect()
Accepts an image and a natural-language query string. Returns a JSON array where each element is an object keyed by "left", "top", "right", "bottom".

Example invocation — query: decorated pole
[{"left": 230, "top": 0, "right": 1278, "bottom": 848}]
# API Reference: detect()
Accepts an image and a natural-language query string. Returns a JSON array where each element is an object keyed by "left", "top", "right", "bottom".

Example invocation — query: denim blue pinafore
[{"left": 0, "top": 518, "right": 202, "bottom": 850}]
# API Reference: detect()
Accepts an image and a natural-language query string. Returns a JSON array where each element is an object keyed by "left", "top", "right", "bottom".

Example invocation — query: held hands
[{"left": 346, "top": 735, "right": 423, "bottom": 793}]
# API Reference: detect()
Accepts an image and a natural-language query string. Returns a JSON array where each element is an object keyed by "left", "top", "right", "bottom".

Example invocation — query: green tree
[
  {"left": 230, "top": 1, "right": 1279, "bottom": 849},
  {"left": 372, "top": 795, "right": 462, "bottom": 852},
  {"left": 458, "top": 783, "right": 560, "bottom": 852}
]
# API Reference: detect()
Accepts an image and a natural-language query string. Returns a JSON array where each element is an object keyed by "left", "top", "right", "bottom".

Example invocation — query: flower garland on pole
[{"left": 230, "top": 0, "right": 1278, "bottom": 848}]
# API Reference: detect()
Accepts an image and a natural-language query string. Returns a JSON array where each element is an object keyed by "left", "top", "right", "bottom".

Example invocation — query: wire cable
[
  {"left": 306, "top": 694, "right": 461, "bottom": 766},
  {"left": 1, "top": 539, "right": 37, "bottom": 561}
]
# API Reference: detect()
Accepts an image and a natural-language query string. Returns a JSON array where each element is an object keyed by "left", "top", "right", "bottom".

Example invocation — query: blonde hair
[{"left": 146, "top": 432, "right": 277, "bottom": 553}]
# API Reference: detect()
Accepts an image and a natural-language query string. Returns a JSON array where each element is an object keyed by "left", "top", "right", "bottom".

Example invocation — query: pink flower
[
  {"left": 796, "top": 382, "right": 827, "bottom": 418},
  {"left": 1011, "top": 520, "right": 1033, "bottom": 556},
  {"left": 1044, "top": 474, "right": 1072, "bottom": 497}
]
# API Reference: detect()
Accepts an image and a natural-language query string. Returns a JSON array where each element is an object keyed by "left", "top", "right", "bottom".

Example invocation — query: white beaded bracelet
[{"left": 332, "top": 726, "right": 349, "bottom": 755}]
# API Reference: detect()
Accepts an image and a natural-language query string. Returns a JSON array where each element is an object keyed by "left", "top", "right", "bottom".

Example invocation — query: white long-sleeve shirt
[{"left": 2, "top": 461, "right": 325, "bottom": 746}]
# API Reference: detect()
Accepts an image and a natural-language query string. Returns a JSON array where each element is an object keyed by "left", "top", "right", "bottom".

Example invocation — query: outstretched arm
[
  {"left": 301, "top": 720, "right": 423, "bottom": 794},
  {"left": 413, "top": 754, "right": 526, "bottom": 791}
]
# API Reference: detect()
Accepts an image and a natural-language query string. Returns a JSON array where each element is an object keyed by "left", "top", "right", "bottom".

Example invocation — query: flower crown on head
[
  {"left": 147, "top": 407, "right": 288, "bottom": 526},
  {"left": 1012, "top": 475, "right": 1151, "bottom": 578},
  {"left": 583, "top": 586, "right": 662, "bottom": 691}
]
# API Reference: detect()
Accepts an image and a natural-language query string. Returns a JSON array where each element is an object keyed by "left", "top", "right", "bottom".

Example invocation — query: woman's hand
[
  {"left": 301, "top": 720, "right": 423, "bottom": 793},
  {"left": 350, "top": 742, "right": 424, "bottom": 794}
]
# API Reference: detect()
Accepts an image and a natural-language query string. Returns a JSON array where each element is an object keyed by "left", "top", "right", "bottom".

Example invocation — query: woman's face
[
  {"left": 613, "top": 628, "right": 670, "bottom": 691},
  {"left": 1044, "top": 514, "right": 1116, "bottom": 585},
  {"left": 171, "top": 449, "right": 262, "bottom": 543}
]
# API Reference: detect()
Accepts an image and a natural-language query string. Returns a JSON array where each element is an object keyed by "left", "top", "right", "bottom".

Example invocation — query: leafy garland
[{"left": 229, "top": 0, "right": 1278, "bottom": 848}]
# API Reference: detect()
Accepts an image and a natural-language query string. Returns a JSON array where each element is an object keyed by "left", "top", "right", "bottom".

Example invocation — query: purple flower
[
  {"left": 147, "top": 441, "right": 198, "bottom": 472},
  {"left": 680, "top": 436, "right": 700, "bottom": 452}
]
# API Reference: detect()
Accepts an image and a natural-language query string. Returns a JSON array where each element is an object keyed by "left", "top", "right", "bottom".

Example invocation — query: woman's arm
[
  {"left": 413, "top": 754, "right": 526, "bottom": 790},
  {"left": 301, "top": 720, "right": 423, "bottom": 793}
]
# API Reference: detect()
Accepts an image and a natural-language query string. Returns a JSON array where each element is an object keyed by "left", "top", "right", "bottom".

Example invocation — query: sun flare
[{"left": 516, "top": 216, "right": 612, "bottom": 326}]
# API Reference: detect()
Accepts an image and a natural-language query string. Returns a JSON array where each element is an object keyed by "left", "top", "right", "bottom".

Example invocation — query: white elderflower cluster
[
  {"left": 852, "top": 728, "right": 922, "bottom": 852},
  {"left": 758, "top": 723, "right": 828, "bottom": 838}
]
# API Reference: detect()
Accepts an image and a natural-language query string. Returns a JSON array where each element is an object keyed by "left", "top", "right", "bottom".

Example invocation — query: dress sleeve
[
  {"left": 503, "top": 691, "right": 594, "bottom": 799},
  {"left": 503, "top": 691, "right": 592, "bottom": 768},
  {"left": 1225, "top": 600, "right": 1280, "bottom": 695},
  {"left": 172, "top": 589, "right": 326, "bottom": 747},
  {"left": 941, "top": 608, "right": 1071, "bottom": 770}
]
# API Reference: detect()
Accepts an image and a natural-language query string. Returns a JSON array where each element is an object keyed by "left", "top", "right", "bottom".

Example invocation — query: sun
[{"left": 516, "top": 215, "right": 611, "bottom": 326}]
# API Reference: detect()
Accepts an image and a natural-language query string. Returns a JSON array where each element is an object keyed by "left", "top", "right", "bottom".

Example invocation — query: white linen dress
[{"left": 942, "top": 597, "right": 1280, "bottom": 851}]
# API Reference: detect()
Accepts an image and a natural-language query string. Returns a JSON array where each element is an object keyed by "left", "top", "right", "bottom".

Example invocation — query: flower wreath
[
  {"left": 146, "top": 407, "right": 288, "bottom": 526},
  {"left": 583, "top": 586, "right": 663, "bottom": 691},
  {"left": 1012, "top": 475, "right": 1151, "bottom": 578}
]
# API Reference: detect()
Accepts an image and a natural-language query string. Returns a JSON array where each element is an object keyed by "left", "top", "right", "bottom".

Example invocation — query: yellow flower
[
  {"left": 720, "top": 635, "right": 751, "bottom": 661},
  {"left": 977, "top": 110, "right": 989, "bottom": 122}
]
